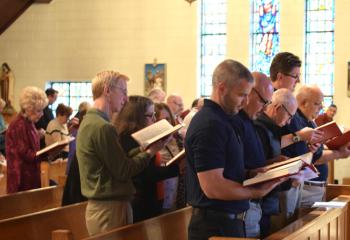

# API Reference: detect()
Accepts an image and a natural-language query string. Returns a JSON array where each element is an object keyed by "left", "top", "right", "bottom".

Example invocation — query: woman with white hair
[{"left": 6, "top": 86, "right": 48, "bottom": 193}]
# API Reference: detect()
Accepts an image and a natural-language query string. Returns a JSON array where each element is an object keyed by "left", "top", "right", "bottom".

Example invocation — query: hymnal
[
  {"left": 315, "top": 121, "right": 342, "bottom": 144},
  {"left": 243, "top": 152, "right": 317, "bottom": 187},
  {"left": 131, "top": 119, "right": 183, "bottom": 149},
  {"left": 36, "top": 136, "right": 75, "bottom": 157}
]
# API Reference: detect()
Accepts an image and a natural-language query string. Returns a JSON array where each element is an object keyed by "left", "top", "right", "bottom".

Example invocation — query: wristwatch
[{"left": 292, "top": 132, "right": 301, "bottom": 143}]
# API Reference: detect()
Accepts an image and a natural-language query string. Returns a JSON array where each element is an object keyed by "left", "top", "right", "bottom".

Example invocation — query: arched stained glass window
[
  {"left": 199, "top": 0, "right": 227, "bottom": 97},
  {"left": 305, "top": 0, "right": 335, "bottom": 107},
  {"left": 251, "top": 0, "right": 280, "bottom": 74}
]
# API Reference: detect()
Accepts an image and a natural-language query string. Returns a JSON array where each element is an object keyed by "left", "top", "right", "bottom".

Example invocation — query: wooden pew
[
  {"left": 80, "top": 206, "right": 192, "bottom": 240},
  {"left": 210, "top": 195, "right": 350, "bottom": 240},
  {"left": 326, "top": 184, "right": 350, "bottom": 201},
  {"left": 41, "top": 159, "right": 67, "bottom": 187},
  {"left": 0, "top": 201, "right": 88, "bottom": 240},
  {"left": 0, "top": 185, "right": 64, "bottom": 220}
]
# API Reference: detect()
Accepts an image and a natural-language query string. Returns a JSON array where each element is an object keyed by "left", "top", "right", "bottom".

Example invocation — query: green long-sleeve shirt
[{"left": 77, "top": 109, "right": 151, "bottom": 200}]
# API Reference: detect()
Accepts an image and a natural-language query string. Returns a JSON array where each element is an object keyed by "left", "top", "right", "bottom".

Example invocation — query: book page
[
  {"left": 131, "top": 119, "right": 183, "bottom": 148},
  {"left": 36, "top": 136, "right": 74, "bottom": 156}
]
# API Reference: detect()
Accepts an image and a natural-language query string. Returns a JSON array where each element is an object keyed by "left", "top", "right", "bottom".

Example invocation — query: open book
[
  {"left": 243, "top": 152, "right": 317, "bottom": 187},
  {"left": 165, "top": 149, "right": 185, "bottom": 166},
  {"left": 315, "top": 121, "right": 342, "bottom": 144},
  {"left": 36, "top": 136, "right": 75, "bottom": 157},
  {"left": 325, "top": 130, "right": 350, "bottom": 150},
  {"left": 131, "top": 119, "right": 183, "bottom": 149}
]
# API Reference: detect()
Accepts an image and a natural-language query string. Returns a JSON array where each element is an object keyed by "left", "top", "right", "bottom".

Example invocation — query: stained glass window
[
  {"left": 305, "top": 0, "right": 334, "bottom": 107},
  {"left": 47, "top": 82, "right": 93, "bottom": 116},
  {"left": 200, "top": 0, "right": 227, "bottom": 97},
  {"left": 251, "top": 0, "right": 280, "bottom": 74}
]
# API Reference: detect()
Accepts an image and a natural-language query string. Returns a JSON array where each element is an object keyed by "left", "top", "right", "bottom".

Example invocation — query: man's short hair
[
  {"left": 269, "top": 52, "right": 302, "bottom": 82},
  {"left": 212, "top": 59, "right": 254, "bottom": 88},
  {"left": 271, "top": 88, "right": 296, "bottom": 109},
  {"left": 91, "top": 71, "right": 129, "bottom": 100},
  {"left": 45, "top": 88, "right": 58, "bottom": 97}
]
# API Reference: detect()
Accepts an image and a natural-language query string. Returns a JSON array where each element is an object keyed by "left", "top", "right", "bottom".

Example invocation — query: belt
[
  {"left": 304, "top": 181, "right": 326, "bottom": 187},
  {"left": 192, "top": 208, "right": 246, "bottom": 221}
]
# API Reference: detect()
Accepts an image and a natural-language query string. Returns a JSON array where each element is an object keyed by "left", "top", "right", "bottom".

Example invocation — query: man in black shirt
[
  {"left": 185, "top": 60, "right": 284, "bottom": 239},
  {"left": 230, "top": 72, "right": 274, "bottom": 238}
]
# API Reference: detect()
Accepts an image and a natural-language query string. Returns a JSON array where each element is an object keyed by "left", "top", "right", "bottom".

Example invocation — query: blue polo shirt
[
  {"left": 281, "top": 109, "right": 326, "bottom": 181},
  {"left": 231, "top": 110, "right": 266, "bottom": 169},
  {"left": 185, "top": 99, "right": 249, "bottom": 214}
]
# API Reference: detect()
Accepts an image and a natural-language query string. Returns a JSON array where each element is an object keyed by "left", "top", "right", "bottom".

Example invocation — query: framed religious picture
[{"left": 144, "top": 63, "right": 166, "bottom": 95}]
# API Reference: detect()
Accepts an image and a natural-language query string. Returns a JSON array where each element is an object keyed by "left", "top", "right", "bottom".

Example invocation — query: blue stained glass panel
[
  {"left": 48, "top": 82, "right": 93, "bottom": 116},
  {"left": 305, "top": 0, "right": 334, "bottom": 107},
  {"left": 200, "top": 0, "right": 227, "bottom": 97},
  {"left": 251, "top": 0, "right": 280, "bottom": 74}
]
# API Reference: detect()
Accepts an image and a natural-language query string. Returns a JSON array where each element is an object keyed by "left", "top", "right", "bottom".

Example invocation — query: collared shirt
[
  {"left": 185, "top": 99, "right": 248, "bottom": 214},
  {"left": 231, "top": 110, "right": 266, "bottom": 169},
  {"left": 77, "top": 108, "right": 152, "bottom": 200},
  {"left": 254, "top": 112, "right": 283, "bottom": 160},
  {"left": 281, "top": 109, "right": 326, "bottom": 181}
]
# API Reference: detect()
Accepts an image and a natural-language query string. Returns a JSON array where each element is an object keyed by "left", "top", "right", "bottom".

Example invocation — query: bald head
[
  {"left": 243, "top": 72, "right": 273, "bottom": 120},
  {"left": 296, "top": 85, "right": 324, "bottom": 120}
]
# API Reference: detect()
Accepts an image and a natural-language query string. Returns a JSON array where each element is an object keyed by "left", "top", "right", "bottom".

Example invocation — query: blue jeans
[{"left": 245, "top": 201, "right": 262, "bottom": 238}]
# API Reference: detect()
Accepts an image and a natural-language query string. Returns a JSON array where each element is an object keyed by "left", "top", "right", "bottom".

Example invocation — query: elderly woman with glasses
[
  {"left": 114, "top": 95, "right": 179, "bottom": 222},
  {"left": 6, "top": 86, "right": 48, "bottom": 193}
]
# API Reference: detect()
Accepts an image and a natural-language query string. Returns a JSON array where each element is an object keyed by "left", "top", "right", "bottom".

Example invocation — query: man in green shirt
[{"left": 77, "top": 70, "right": 165, "bottom": 236}]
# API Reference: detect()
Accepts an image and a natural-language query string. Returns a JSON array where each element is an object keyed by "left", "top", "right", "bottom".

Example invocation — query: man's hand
[
  {"left": 249, "top": 177, "right": 288, "bottom": 199},
  {"left": 308, "top": 143, "right": 322, "bottom": 153},
  {"left": 297, "top": 127, "right": 324, "bottom": 144},
  {"left": 38, "top": 128, "right": 46, "bottom": 139},
  {"left": 337, "top": 142, "right": 350, "bottom": 159}
]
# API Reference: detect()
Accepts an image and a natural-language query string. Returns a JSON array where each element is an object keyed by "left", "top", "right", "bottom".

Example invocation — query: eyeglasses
[
  {"left": 283, "top": 73, "right": 300, "bottom": 80},
  {"left": 281, "top": 104, "right": 293, "bottom": 120},
  {"left": 252, "top": 88, "right": 271, "bottom": 107},
  {"left": 145, "top": 111, "right": 156, "bottom": 119},
  {"left": 114, "top": 86, "right": 128, "bottom": 96},
  {"left": 173, "top": 101, "right": 184, "bottom": 108}
]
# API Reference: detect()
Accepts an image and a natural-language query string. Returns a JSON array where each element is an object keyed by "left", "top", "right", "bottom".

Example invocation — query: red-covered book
[
  {"left": 325, "top": 131, "right": 350, "bottom": 150},
  {"left": 315, "top": 121, "right": 342, "bottom": 144}
]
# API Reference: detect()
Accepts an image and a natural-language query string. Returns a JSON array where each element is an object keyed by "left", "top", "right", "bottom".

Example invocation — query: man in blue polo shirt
[
  {"left": 185, "top": 60, "right": 285, "bottom": 239},
  {"left": 230, "top": 72, "right": 274, "bottom": 237},
  {"left": 285, "top": 85, "right": 350, "bottom": 208}
]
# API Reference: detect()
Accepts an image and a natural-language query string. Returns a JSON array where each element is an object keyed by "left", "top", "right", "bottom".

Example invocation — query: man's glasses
[
  {"left": 281, "top": 104, "right": 293, "bottom": 120},
  {"left": 283, "top": 73, "right": 300, "bottom": 80},
  {"left": 252, "top": 88, "right": 271, "bottom": 107},
  {"left": 114, "top": 86, "right": 128, "bottom": 96}
]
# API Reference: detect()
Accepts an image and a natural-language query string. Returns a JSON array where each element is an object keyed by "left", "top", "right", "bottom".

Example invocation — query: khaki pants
[{"left": 86, "top": 199, "right": 133, "bottom": 236}]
